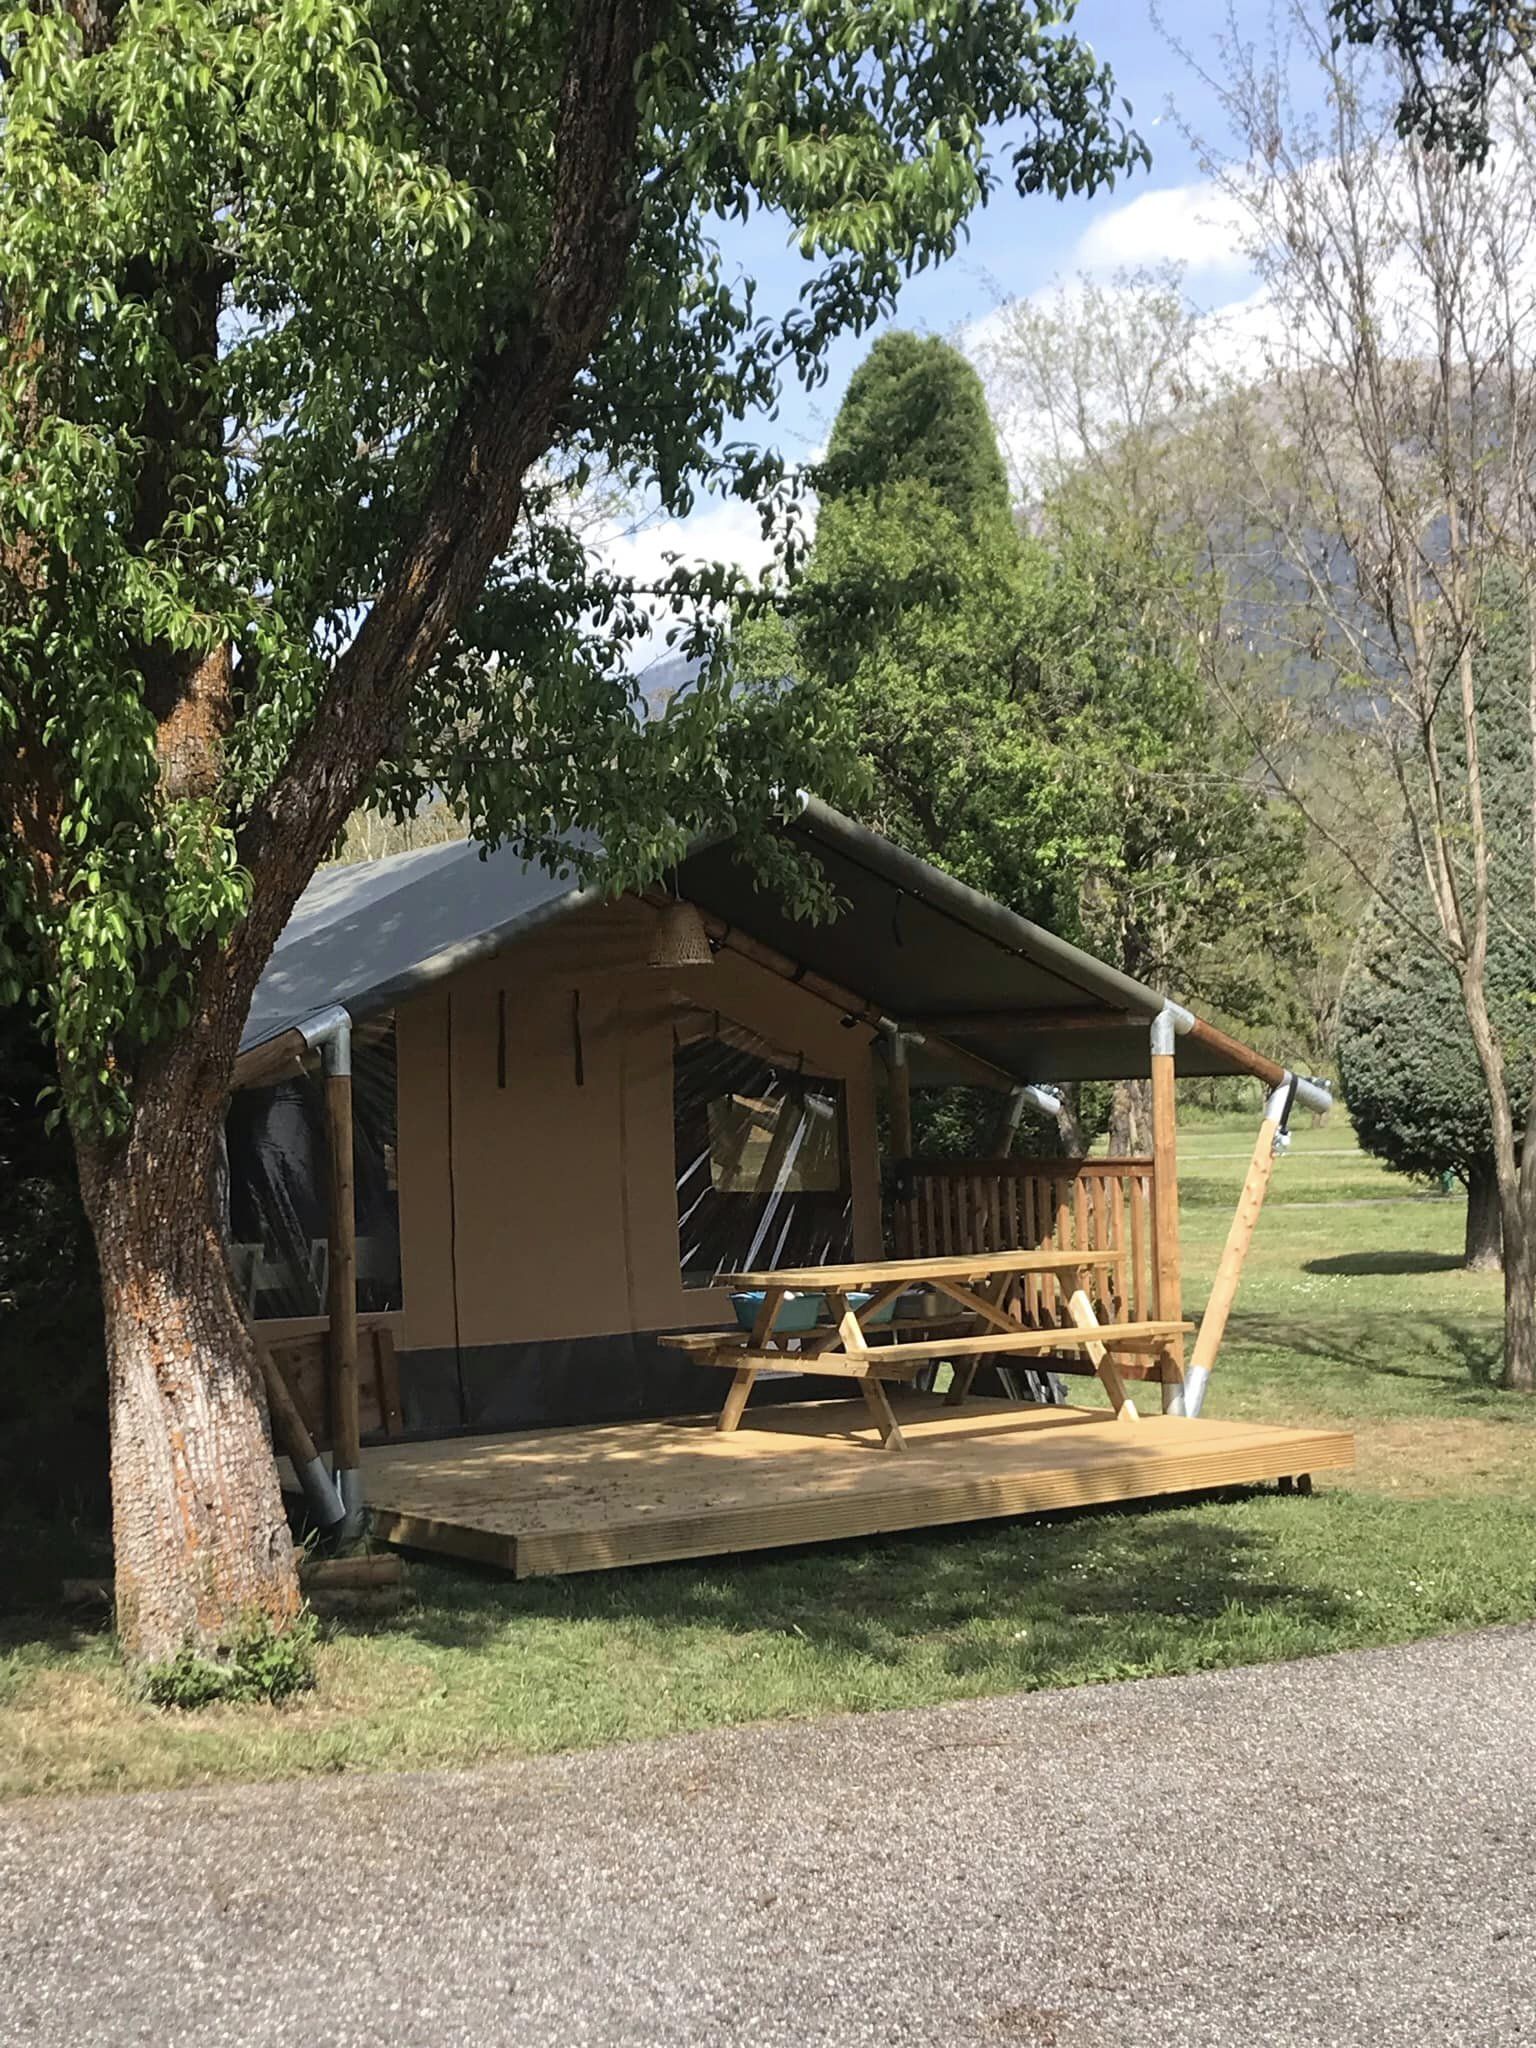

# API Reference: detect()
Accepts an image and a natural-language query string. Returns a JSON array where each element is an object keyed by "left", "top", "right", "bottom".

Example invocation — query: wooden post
[
  {"left": 888, "top": 1031, "right": 914, "bottom": 1257},
  {"left": 324, "top": 1053, "right": 361, "bottom": 1525},
  {"left": 888, "top": 1032, "right": 913, "bottom": 1159},
  {"left": 1184, "top": 1081, "right": 1289, "bottom": 1414},
  {"left": 1149, "top": 1008, "right": 1184, "bottom": 1412}
]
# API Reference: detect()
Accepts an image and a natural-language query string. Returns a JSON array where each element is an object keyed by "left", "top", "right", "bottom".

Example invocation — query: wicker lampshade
[{"left": 648, "top": 898, "right": 714, "bottom": 968}]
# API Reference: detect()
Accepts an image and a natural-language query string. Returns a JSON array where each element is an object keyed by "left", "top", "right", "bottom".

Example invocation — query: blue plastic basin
[{"left": 730, "top": 1288, "right": 895, "bottom": 1333}]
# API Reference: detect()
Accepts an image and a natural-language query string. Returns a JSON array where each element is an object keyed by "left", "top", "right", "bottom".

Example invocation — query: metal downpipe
[
  {"left": 294, "top": 1455, "right": 347, "bottom": 1531},
  {"left": 297, "top": 1005, "right": 366, "bottom": 1542}
]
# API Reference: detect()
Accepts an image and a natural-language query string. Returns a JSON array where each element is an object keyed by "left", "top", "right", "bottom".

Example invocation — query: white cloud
[
  {"left": 596, "top": 493, "right": 783, "bottom": 594},
  {"left": 1072, "top": 179, "right": 1254, "bottom": 278},
  {"left": 591, "top": 489, "right": 815, "bottom": 669}
]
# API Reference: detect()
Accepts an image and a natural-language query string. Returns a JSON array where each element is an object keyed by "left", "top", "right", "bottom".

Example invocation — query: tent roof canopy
[{"left": 237, "top": 796, "right": 1310, "bottom": 1096}]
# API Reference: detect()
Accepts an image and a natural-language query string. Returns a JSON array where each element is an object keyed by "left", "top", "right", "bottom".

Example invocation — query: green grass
[{"left": 4, "top": 1122, "right": 1534, "bottom": 1801}]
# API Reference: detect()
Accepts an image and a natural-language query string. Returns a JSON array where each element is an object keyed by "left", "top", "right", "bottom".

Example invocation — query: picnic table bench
[{"left": 661, "top": 1250, "right": 1191, "bottom": 1451}]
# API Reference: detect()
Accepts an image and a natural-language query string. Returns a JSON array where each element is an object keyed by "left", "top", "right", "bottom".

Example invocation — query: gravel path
[{"left": 4, "top": 1626, "right": 1534, "bottom": 2048}]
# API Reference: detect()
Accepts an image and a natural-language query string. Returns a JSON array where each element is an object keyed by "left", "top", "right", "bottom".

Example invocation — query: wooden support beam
[
  {"left": 857, "top": 1374, "right": 907, "bottom": 1451},
  {"left": 257, "top": 1341, "right": 345, "bottom": 1528},
  {"left": 325, "top": 1064, "right": 361, "bottom": 1502},
  {"left": 717, "top": 1366, "right": 758, "bottom": 1433},
  {"left": 1186, "top": 1100, "right": 1283, "bottom": 1399},
  {"left": 259, "top": 1344, "right": 324, "bottom": 1473},
  {"left": 231, "top": 1025, "right": 308, "bottom": 1092},
  {"left": 1150, "top": 1027, "right": 1184, "bottom": 1411},
  {"left": 1183, "top": 1015, "right": 1287, "bottom": 1090}
]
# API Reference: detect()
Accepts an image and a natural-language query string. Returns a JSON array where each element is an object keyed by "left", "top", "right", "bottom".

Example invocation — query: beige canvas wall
[{"left": 393, "top": 895, "right": 884, "bottom": 1351}]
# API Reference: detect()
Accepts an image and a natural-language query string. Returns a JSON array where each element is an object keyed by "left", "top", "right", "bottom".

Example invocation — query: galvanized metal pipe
[{"left": 297, "top": 1006, "right": 365, "bottom": 1540}]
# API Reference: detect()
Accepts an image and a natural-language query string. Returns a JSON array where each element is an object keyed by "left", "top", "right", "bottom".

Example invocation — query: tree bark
[
  {"left": 1502, "top": 1217, "right": 1536, "bottom": 1391},
  {"left": 1051, "top": 1084, "right": 1090, "bottom": 1159},
  {"left": 1455, "top": 964, "right": 1536, "bottom": 1391},
  {"left": 74, "top": 1091, "right": 298, "bottom": 1668},
  {"left": 1463, "top": 1159, "right": 1503, "bottom": 1272},
  {"left": 1107, "top": 1078, "right": 1151, "bottom": 1157}
]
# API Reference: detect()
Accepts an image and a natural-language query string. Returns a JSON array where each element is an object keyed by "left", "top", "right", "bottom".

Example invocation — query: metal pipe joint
[{"left": 298, "top": 1002, "right": 353, "bottom": 1077}]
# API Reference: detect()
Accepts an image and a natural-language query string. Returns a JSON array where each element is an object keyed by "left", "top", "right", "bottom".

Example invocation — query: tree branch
[{"left": 197, "top": 0, "right": 662, "bottom": 1072}]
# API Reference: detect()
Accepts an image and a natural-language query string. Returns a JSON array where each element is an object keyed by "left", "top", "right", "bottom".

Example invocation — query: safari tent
[{"left": 231, "top": 797, "right": 1352, "bottom": 1575}]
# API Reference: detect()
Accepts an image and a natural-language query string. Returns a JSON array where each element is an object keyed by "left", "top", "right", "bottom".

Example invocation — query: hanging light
[{"left": 648, "top": 896, "right": 714, "bottom": 968}]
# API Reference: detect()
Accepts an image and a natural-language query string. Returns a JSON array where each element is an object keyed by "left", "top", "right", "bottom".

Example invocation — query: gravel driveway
[{"left": 3, "top": 1626, "right": 1534, "bottom": 2047}]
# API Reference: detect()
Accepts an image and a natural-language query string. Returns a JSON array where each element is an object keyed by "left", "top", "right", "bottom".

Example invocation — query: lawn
[{"left": 4, "top": 1122, "right": 1534, "bottom": 1801}]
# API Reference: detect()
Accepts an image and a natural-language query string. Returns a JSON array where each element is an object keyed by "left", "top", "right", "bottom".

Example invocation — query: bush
[{"left": 139, "top": 1608, "right": 318, "bottom": 1709}]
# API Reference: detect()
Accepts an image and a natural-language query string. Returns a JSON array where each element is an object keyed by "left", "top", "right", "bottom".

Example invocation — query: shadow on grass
[
  {"left": 377, "top": 1488, "right": 1347, "bottom": 1669},
  {"left": 1230, "top": 1309, "right": 1505, "bottom": 1397},
  {"left": 1304, "top": 1251, "right": 1466, "bottom": 1278}
]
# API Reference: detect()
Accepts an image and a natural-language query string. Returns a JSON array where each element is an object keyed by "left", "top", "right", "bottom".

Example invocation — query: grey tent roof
[
  {"left": 240, "top": 798, "right": 1291, "bottom": 1088},
  {"left": 239, "top": 832, "right": 600, "bottom": 1055}
]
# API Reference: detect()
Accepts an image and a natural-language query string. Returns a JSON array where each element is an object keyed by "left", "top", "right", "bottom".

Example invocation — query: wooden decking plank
[
  {"left": 355, "top": 1397, "right": 1353, "bottom": 1579},
  {"left": 365, "top": 1432, "right": 1351, "bottom": 1541},
  {"left": 509, "top": 1429, "right": 1353, "bottom": 1579}
]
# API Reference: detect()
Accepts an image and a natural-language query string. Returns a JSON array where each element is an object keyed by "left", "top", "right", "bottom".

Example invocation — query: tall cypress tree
[
  {"left": 798, "top": 332, "right": 1082, "bottom": 935},
  {"left": 820, "top": 331, "right": 1015, "bottom": 540}
]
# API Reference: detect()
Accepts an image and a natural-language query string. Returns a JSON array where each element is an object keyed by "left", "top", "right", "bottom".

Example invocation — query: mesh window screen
[
  {"left": 225, "top": 1016, "right": 401, "bottom": 1319},
  {"left": 674, "top": 1009, "right": 854, "bottom": 1286}
]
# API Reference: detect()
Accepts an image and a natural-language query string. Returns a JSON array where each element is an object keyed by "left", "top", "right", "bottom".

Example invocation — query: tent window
[
  {"left": 674, "top": 1018, "right": 853, "bottom": 1287},
  {"left": 224, "top": 1016, "right": 402, "bottom": 1320}
]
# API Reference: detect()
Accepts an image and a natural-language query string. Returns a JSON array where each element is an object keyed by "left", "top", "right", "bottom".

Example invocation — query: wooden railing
[{"left": 891, "top": 1156, "right": 1166, "bottom": 1375}]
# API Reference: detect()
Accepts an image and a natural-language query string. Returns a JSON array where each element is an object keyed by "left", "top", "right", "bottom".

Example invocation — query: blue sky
[
  {"left": 718, "top": 2, "right": 1250, "bottom": 458},
  {"left": 606, "top": 1, "right": 1281, "bottom": 642}
]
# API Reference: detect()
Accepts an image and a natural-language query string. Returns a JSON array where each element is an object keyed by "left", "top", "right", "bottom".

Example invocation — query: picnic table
[{"left": 661, "top": 1250, "right": 1191, "bottom": 1452}]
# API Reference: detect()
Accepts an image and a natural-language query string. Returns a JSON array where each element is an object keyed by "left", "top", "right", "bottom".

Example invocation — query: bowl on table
[{"left": 729, "top": 1288, "right": 896, "bottom": 1333}]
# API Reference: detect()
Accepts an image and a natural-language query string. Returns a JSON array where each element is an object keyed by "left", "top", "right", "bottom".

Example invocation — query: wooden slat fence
[{"left": 892, "top": 1157, "right": 1164, "bottom": 1377}]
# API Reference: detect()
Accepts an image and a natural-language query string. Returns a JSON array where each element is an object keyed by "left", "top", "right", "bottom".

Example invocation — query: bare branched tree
[
  {"left": 1182, "top": 2, "right": 1536, "bottom": 1386},
  {"left": 975, "top": 265, "right": 1356, "bottom": 1140}
]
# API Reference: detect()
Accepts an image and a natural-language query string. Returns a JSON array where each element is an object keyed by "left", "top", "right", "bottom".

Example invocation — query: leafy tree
[
  {"left": 818, "top": 330, "right": 1017, "bottom": 540},
  {"left": 1187, "top": 9, "right": 1536, "bottom": 1385},
  {"left": 979, "top": 270, "right": 1338, "bottom": 1072},
  {"left": 0, "top": 1, "right": 1146, "bottom": 1674},
  {"left": 786, "top": 329, "right": 1310, "bottom": 1151},
  {"left": 1330, "top": 0, "right": 1536, "bottom": 164},
  {"left": 1339, "top": 916, "right": 1519, "bottom": 1268}
]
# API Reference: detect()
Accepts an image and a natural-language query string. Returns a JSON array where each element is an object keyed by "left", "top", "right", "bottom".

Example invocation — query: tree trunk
[
  {"left": 1501, "top": 1209, "right": 1536, "bottom": 1393},
  {"left": 1455, "top": 967, "right": 1535, "bottom": 1391},
  {"left": 74, "top": 1098, "right": 299, "bottom": 1669},
  {"left": 1108, "top": 1079, "right": 1151, "bottom": 1157},
  {"left": 1051, "top": 1083, "right": 1090, "bottom": 1160},
  {"left": 1463, "top": 1160, "right": 1503, "bottom": 1272}
]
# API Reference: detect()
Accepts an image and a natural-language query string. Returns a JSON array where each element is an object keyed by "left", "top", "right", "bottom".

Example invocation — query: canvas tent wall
[
  {"left": 232, "top": 890, "right": 886, "bottom": 1433},
  {"left": 231, "top": 798, "right": 1323, "bottom": 1439}
]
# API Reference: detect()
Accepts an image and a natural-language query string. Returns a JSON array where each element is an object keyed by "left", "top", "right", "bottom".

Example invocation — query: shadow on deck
[{"left": 358, "top": 1394, "right": 1355, "bottom": 1580}]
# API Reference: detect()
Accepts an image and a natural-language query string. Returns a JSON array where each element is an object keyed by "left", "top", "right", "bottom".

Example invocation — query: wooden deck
[{"left": 358, "top": 1396, "right": 1354, "bottom": 1579}]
